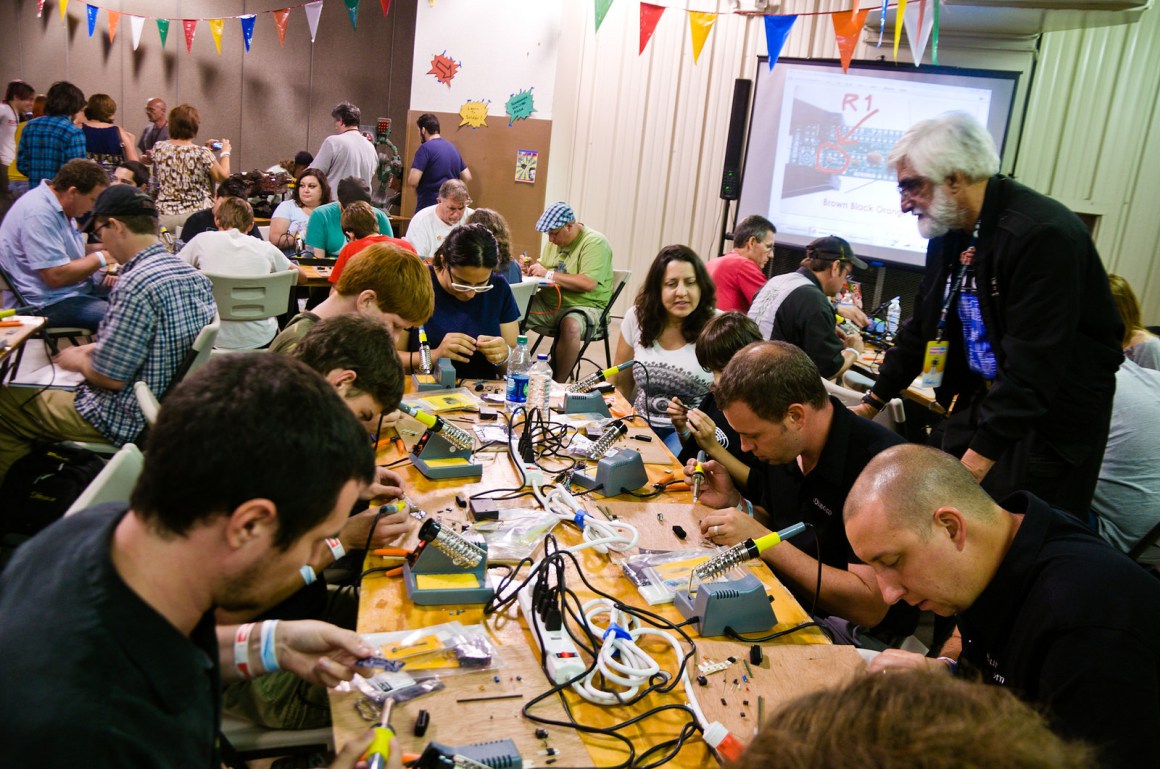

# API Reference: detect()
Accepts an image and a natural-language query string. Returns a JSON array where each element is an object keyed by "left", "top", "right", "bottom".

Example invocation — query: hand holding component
[
  {"left": 667, "top": 396, "right": 690, "bottom": 434},
  {"left": 274, "top": 619, "right": 376, "bottom": 688},
  {"left": 434, "top": 332, "right": 476, "bottom": 364},
  {"left": 699, "top": 506, "right": 770, "bottom": 546},
  {"left": 475, "top": 335, "right": 509, "bottom": 365}
]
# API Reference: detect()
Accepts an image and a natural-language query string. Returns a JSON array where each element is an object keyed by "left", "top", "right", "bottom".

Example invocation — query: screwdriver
[
  {"left": 366, "top": 698, "right": 395, "bottom": 769},
  {"left": 692, "top": 450, "right": 707, "bottom": 504}
]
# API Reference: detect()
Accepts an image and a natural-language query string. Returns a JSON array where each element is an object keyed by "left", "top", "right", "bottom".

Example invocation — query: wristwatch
[{"left": 861, "top": 392, "right": 886, "bottom": 411}]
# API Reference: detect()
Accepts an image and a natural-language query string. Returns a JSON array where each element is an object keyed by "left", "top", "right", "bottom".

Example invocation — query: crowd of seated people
[{"left": 3, "top": 86, "right": 1160, "bottom": 769}]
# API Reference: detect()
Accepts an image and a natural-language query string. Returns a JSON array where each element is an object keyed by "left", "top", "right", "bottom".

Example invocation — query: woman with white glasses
[{"left": 398, "top": 223, "right": 520, "bottom": 380}]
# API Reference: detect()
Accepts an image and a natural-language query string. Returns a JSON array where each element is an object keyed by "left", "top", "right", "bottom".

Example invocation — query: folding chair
[{"left": 530, "top": 269, "right": 630, "bottom": 380}]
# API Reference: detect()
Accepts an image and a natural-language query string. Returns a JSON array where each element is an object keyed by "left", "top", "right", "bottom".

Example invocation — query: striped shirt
[
  {"left": 75, "top": 243, "right": 216, "bottom": 445},
  {"left": 15, "top": 115, "right": 87, "bottom": 186}
]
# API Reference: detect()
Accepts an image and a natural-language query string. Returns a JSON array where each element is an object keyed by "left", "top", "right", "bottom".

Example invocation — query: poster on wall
[{"left": 515, "top": 150, "right": 538, "bottom": 184}]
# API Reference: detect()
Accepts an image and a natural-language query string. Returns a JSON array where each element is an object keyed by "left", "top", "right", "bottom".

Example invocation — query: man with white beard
[{"left": 850, "top": 112, "right": 1122, "bottom": 517}]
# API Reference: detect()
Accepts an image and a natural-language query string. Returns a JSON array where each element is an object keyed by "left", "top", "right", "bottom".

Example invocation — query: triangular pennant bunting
[
  {"left": 240, "top": 15, "right": 256, "bottom": 52},
  {"left": 878, "top": 0, "right": 889, "bottom": 46},
  {"left": 639, "top": 3, "right": 665, "bottom": 55},
  {"left": 831, "top": 6, "right": 871, "bottom": 73},
  {"left": 37, "top": 0, "right": 46, "bottom": 18},
  {"left": 688, "top": 12, "right": 716, "bottom": 64},
  {"left": 182, "top": 19, "right": 197, "bottom": 54},
  {"left": 129, "top": 15, "right": 144, "bottom": 50},
  {"left": 86, "top": 4, "right": 98, "bottom": 37},
  {"left": 763, "top": 15, "right": 797, "bottom": 70},
  {"left": 107, "top": 10, "right": 120, "bottom": 42},
  {"left": 594, "top": 0, "right": 614, "bottom": 32},
  {"left": 304, "top": 1, "right": 324, "bottom": 43},
  {"left": 273, "top": 9, "right": 290, "bottom": 46},
  {"left": 893, "top": 0, "right": 908, "bottom": 60},
  {"left": 903, "top": 0, "right": 934, "bottom": 65},
  {"left": 345, "top": 0, "right": 360, "bottom": 30},
  {"left": 931, "top": 0, "right": 940, "bottom": 64},
  {"left": 209, "top": 18, "right": 223, "bottom": 54},
  {"left": 156, "top": 18, "right": 170, "bottom": 48},
  {"left": 59, "top": 0, "right": 69, "bottom": 22},
  {"left": 380, "top": 0, "right": 392, "bottom": 15}
]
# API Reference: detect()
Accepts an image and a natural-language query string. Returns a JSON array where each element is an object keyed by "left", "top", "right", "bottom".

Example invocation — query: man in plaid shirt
[
  {"left": 0, "top": 185, "right": 215, "bottom": 484},
  {"left": 15, "top": 81, "right": 87, "bottom": 187}
]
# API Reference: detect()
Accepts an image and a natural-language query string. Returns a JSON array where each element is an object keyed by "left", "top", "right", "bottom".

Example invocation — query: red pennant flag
[
  {"left": 831, "top": 6, "right": 870, "bottom": 72},
  {"left": 182, "top": 18, "right": 198, "bottom": 54},
  {"left": 380, "top": 0, "right": 392, "bottom": 15},
  {"left": 639, "top": 2, "right": 665, "bottom": 55},
  {"left": 107, "top": 10, "right": 121, "bottom": 42},
  {"left": 37, "top": 0, "right": 46, "bottom": 17},
  {"left": 273, "top": 9, "right": 290, "bottom": 46}
]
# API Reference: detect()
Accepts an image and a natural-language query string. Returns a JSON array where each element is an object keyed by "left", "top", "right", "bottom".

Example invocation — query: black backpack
[{"left": 0, "top": 443, "right": 106, "bottom": 538}]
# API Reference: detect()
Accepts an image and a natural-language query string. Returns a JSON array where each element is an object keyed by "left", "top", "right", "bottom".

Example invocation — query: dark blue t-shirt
[
  {"left": 407, "top": 266, "right": 520, "bottom": 380},
  {"left": 412, "top": 137, "right": 466, "bottom": 211}
]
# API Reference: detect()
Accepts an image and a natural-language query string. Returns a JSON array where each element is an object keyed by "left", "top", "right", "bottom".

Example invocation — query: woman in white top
[
  {"left": 614, "top": 245, "right": 717, "bottom": 438},
  {"left": 1110, "top": 273, "right": 1160, "bottom": 371},
  {"left": 268, "top": 168, "right": 331, "bottom": 256},
  {"left": 1, "top": 80, "right": 35, "bottom": 201}
]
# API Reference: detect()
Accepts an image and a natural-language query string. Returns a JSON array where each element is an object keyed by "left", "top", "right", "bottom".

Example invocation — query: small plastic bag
[
  {"left": 466, "top": 509, "right": 561, "bottom": 563},
  {"left": 360, "top": 622, "right": 502, "bottom": 676}
]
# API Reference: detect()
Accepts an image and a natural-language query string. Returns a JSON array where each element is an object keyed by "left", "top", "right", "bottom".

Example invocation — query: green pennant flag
[
  {"left": 595, "top": 0, "right": 614, "bottom": 32},
  {"left": 156, "top": 18, "right": 170, "bottom": 48},
  {"left": 345, "top": 0, "right": 360, "bottom": 30}
]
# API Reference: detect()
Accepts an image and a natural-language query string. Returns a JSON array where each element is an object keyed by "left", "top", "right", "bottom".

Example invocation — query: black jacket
[{"left": 870, "top": 175, "right": 1122, "bottom": 463}]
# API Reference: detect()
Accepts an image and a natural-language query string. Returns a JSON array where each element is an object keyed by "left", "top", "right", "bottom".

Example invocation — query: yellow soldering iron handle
[{"left": 365, "top": 726, "right": 395, "bottom": 769}]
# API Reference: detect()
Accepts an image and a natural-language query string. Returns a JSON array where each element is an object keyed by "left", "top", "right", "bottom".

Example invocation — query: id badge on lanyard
[{"left": 926, "top": 221, "right": 981, "bottom": 390}]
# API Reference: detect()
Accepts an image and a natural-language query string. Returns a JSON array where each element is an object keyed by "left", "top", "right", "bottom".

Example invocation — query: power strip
[{"left": 515, "top": 577, "right": 586, "bottom": 685}]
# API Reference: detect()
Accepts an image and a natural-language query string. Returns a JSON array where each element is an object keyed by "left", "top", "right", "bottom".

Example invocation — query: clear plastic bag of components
[
  {"left": 352, "top": 671, "right": 444, "bottom": 712},
  {"left": 466, "top": 509, "right": 561, "bottom": 563},
  {"left": 618, "top": 548, "right": 720, "bottom": 605},
  {"left": 360, "top": 622, "right": 501, "bottom": 676}
]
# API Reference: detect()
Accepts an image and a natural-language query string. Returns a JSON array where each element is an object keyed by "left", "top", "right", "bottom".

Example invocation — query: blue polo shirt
[
  {"left": 411, "top": 138, "right": 466, "bottom": 212},
  {"left": 0, "top": 180, "right": 92, "bottom": 310}
]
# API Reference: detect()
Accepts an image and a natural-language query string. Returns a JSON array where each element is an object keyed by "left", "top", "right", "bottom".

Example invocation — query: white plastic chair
[{"left": 65, "top": 443, "right": 144, "bottom": 516}]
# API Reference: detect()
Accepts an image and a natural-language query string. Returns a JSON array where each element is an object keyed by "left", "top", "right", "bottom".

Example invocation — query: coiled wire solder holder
[
  {"left": 672, "top": 523, "right": 807, "bottom": 636},
  {"left": 399, "top": 403, "right": 482, "bottom": 480},
  {"left": 403, "top": 519, "right": 495, "bottom": 605},
  {"left": 571, "top": 421, "right": 648, "bottom": 497}
]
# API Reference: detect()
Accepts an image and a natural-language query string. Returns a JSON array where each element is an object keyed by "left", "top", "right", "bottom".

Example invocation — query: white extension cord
[{"left": 536, "top": 483, "right": 639, "bottom": 555}]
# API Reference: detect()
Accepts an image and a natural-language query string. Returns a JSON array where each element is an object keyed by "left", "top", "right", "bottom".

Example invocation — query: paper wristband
[
  {"left": 326, "top": 537, "right": 345, "bottom": 561},
  {"left": 260, "top": 619, "right": 281, "bottom": 674},
  {"left": 233, "top": 622, "right": 255, "bottom": 679}
]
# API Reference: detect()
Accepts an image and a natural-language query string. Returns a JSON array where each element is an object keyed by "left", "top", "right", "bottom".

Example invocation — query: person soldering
[{"left": 683, "top": 341, "right": 914, "bottom": 648}]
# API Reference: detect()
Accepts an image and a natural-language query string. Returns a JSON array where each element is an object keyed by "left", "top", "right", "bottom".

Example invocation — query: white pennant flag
[
  {"left": 304, "top": 1, "right": 324, "bottom": 43},
  {"left": 903, "top": 0, "right": 934, "bottom": 66},
  {"left": 129, "top": 15, "right": 145, "bottom": 50}
]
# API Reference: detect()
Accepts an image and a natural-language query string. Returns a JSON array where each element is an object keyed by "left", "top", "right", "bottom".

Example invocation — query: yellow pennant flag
[
  {"left": 59, "top": 0, "right": 69, "bottom": 21},
  {"left": 688, "top": 11, "right": 717, "bottom": 63},
  {"left": 893, "top": 0, "right": 908, "bottom": 59},
  {"left": 209, "top": 18, "right": 224, "bottom": 54}
]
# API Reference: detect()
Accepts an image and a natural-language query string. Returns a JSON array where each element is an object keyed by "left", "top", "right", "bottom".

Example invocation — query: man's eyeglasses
[
  {"left": 93, "top": 220, "right": 115, "bottom": 235},
  {"left": 448, "top": 273, "right": 493, "bottom": 293},
  {"left": 897, "top": 176, "right": 931, "bottom": 198}
]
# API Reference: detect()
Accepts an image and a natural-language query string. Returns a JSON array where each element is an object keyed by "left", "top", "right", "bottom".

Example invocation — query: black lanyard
[{"left": 935, "top": 220, "right": 981, "bottom": 342}]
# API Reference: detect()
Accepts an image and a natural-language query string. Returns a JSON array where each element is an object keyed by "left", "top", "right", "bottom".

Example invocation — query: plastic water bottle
[
  {"left": 505, "top": 335, "right": 531, "bottom": 414},
  {"left": 526, "top": 354, "right": 553, "bottom": 416},
  {"left": 886, "top": 296, "right": 901, "bottom": 337}
]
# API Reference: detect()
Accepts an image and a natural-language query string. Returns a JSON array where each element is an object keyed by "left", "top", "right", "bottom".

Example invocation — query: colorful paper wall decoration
[
  {"left": 505, "top": 88, "right": 535, "bottom": 126},
  {"left": 515, "top": 149, "right": 538, "bottom": 184},
  {"left": 427, "top": 51, "right": 461, "bottom": 87},
  {"left": 459, "top": 100, "right": 489, "bottom": 129}
]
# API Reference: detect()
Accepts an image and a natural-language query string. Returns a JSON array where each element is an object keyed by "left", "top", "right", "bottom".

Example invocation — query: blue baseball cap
[{"left": 536, "top": 202, "right": 575, "bottom": 232}]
